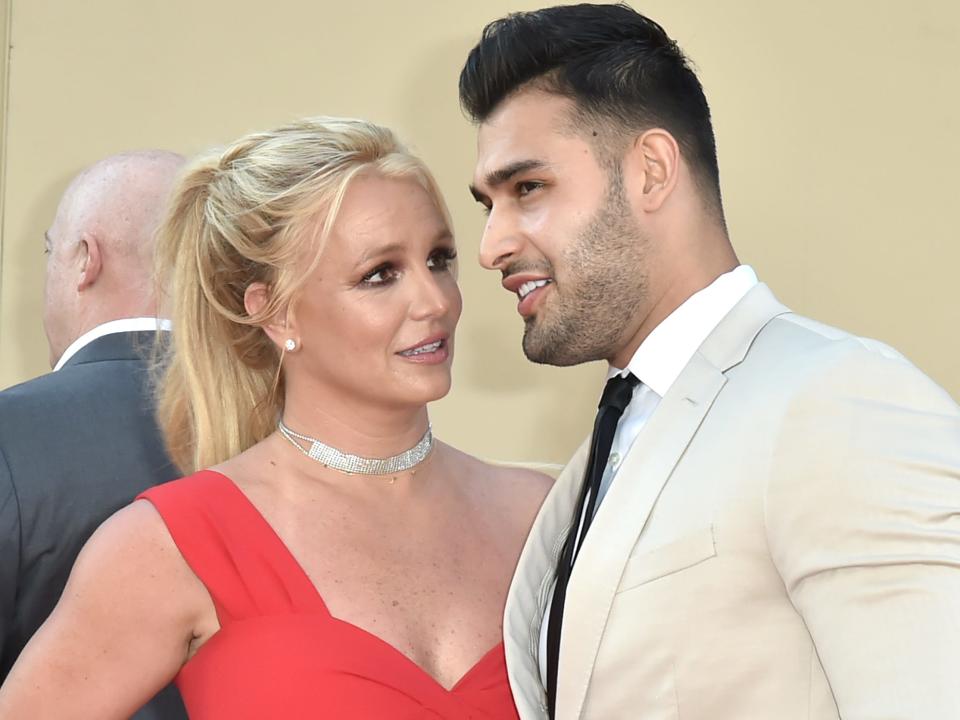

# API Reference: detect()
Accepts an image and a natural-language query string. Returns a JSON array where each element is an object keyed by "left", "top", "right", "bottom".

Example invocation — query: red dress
[{"left": 138, "top": 470, "right": 520, "bottom": 720}]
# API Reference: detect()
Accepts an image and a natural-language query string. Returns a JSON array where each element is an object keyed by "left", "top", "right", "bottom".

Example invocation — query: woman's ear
[{"left": 244, "top": 282, "right": 298, "bottom": 352}]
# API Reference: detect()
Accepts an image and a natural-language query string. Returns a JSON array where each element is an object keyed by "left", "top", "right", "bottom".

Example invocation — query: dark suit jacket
[{"left": 0, "top": 330, "right": 187, "bottom": 719}]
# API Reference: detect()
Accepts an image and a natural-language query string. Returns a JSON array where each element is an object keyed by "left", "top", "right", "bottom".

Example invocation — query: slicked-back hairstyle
[{"left": 459, "top": 2, "right": 724, "bottom": 217}]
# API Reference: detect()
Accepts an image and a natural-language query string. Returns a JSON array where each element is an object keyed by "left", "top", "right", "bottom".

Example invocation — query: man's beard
[{"left": 522, "top": 175, "right": 648, "bottom": 366}]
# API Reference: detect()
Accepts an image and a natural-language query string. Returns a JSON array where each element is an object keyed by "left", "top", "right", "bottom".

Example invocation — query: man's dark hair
[{"left": 459, "top": 3, "right": 723, "bottom": 216}]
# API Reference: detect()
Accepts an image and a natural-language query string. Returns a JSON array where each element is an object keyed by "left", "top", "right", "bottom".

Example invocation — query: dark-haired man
[{"left": 461, "top": 4, "right": 960, "bottom": 719}]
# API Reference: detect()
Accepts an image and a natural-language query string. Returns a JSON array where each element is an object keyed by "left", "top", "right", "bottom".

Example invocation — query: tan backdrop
[{"left": 1, "top": 0, "right": 957, "bottom": 467}]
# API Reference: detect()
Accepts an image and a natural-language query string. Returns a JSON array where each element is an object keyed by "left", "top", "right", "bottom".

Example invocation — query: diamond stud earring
[{"left": 284, "top": 338, "right": 297, "bottom": 352}]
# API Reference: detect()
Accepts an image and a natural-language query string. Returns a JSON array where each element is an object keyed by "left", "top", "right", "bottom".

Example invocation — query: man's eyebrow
[{"left": 469, "top": 159, "right": 548, "bottom": 201}]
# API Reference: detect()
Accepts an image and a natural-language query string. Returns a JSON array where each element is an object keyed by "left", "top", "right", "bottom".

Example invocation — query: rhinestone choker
[{"left": 277, "top": 419, "right": 433, "bottom": 476}]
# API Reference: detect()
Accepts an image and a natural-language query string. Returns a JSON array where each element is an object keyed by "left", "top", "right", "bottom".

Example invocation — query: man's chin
[{"left": 522, "top": 329, "right": 587, "bottom": 367}]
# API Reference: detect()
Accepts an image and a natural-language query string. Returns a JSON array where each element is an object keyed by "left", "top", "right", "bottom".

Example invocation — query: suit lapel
[
  {"left": 504, "top": 437, "right": 590, "bottom": 720},
  {"left": 557, "top": 353, "right": 725, "bottom": 719},
  {"left": 556, "top": 284, "right": 791, "bottom": 719}
]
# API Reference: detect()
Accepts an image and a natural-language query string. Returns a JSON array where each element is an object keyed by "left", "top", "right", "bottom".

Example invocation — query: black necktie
[{"left": 546, "top": 372, "right": 640, "bottom": 718}]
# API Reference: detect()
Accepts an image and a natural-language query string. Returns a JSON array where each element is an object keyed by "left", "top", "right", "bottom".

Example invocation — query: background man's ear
[{"left": 77, "top": 232, "right": 102, "bottom": 291}]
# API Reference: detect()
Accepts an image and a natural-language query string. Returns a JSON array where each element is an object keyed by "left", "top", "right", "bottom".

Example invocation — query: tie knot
[{"left": 599, "top": 372, "right": 639, "bottom": 413}]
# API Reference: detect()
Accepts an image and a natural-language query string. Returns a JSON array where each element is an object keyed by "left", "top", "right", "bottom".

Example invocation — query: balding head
[{"left": 43, "top": 150, "right": 185, "bottom": 367}]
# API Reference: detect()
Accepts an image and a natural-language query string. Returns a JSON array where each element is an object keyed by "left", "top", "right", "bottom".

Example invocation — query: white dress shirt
[
  {"left": 538, "top": 264, "right": 759, "bottom": 685},
  {"left": 54, "top": 317, "right": 172, "bottom": 371}
]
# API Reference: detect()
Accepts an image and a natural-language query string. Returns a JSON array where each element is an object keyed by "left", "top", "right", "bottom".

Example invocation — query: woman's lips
[{"left": 397, "top": 337, "right": 450, "bottom": 364}]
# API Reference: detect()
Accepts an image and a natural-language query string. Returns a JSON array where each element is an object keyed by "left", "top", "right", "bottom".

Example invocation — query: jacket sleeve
[
  {"left": 765, "top": 345, "right": 960, "bottom": 719},
  {"left": 0, "top": 445, "right": 21, "bottom": 678}
]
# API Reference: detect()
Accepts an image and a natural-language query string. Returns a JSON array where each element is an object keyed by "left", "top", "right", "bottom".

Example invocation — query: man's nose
[{"left": 478, "top": 209, "right": 523, "bottom": 271}]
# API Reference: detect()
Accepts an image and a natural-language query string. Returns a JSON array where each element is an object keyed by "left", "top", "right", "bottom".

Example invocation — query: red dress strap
[
  {"left": 137, "top": 470, "right": 323, "bottom": 624},
  {"left": 136, "top": 470, "right": 520, "bottom": 719}
]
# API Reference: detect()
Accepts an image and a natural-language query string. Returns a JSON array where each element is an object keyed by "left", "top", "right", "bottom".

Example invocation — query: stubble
[{"left": 522, "top": 172, "right": 648, "bottom": 366}]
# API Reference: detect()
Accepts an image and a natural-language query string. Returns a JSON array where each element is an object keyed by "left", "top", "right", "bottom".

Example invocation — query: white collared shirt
[
  {"left": 538, "top": 264, "right": 759, "bottom": 686},
  {"left": 54, "top": 317, "right": 172, "bottom": 371}
]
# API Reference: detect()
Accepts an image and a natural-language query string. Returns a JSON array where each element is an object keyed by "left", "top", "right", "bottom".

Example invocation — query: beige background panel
[
  {"left": 0, "top": 0, "right": 8, "bottom": 331},
  {"left": 1, "top": 1, "right": 957, "bottom": 468}
]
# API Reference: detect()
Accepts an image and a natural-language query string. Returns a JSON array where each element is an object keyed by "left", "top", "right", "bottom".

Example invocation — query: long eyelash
[
  {"left": 429, "top": 247, "right": 458, "bottom": 269},
  {"left": 362, "top": 263, "right": 394, "bottom": 284}
]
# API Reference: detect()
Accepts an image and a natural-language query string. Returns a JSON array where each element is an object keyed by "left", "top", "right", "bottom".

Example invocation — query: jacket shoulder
[{"left": 768, "top": 313, "right": 906, "bottom": 360}]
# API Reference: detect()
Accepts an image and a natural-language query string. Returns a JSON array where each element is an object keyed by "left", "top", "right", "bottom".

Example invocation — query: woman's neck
[{"left": 279, "top": 393, "right": 431, "bottom": 461}]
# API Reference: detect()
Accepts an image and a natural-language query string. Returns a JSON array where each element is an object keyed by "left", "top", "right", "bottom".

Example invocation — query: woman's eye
[
  {"left": 427, "top": 248, "right": 458, "bottom": 272},
  {"left": 362, "top": 264, "right": 396, "bottom": 286}
]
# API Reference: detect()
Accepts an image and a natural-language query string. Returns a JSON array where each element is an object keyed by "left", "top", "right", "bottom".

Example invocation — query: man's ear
[
  {"left": 622, "top": 128, "right": 680, "bottom": 213},
  {"left": 244, "top": 282, "right": 296, "bottom": 351},
  {"left": 77, "top": 232, "right": 102, "bottom": 291}
]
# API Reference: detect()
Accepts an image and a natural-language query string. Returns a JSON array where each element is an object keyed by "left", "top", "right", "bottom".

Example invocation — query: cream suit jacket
[{"left": 504, "top": 284, "right": 960, "bottom": 720}]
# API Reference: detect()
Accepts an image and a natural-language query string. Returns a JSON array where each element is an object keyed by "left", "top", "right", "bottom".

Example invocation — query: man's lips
[
  {"left": 502, "top": 273, "right": 554, "bottom": 317},
  {"left": 502, "top": 272, "right": 552, "bottom": 294}
]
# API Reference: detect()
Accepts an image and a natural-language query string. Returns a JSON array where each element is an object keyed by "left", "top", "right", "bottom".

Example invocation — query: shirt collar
[
  {"left": 54, "top": 317, "right": 172, "bottom": 371},
  {"left": 608, "top": 265, "right": 759, "bottom": 396}
]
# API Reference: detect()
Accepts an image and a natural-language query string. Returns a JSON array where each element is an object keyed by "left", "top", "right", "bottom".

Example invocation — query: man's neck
[{"left": 54, "top": 317, "right": 168, "bottom": 370}]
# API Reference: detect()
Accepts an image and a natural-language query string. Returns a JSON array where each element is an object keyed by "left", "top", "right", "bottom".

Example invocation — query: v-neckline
[{"left": 204, "top": 469, "right": 504, "bottom": 693}]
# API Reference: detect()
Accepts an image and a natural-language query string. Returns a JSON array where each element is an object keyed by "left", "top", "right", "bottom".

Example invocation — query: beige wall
[
  {"left": 0, "top": 0, "right": 8, "bottom": 337},
  {"left": 1, "top": 1, "right": 957, "bottom": 466}
]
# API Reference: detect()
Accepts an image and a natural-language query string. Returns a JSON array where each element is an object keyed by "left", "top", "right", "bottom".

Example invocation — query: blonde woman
[{"left": 0, "top": 117, "right": 550, "bottom": 719}]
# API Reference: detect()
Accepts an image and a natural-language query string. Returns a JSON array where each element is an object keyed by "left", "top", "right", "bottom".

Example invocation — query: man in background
[
  {"left": 461, "top": 4, "right": 960, "bottom": 719},
  {"left": 0, "top": 150, "right": 188, "bottom": 719}
]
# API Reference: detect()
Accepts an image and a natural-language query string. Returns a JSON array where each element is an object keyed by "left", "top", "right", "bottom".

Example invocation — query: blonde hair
[{"left": 154, "top": 116, "right": 449, "bottom": 473}]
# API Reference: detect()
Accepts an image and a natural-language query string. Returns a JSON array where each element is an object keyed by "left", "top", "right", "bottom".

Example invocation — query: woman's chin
[{"left": 401, "top": 375, "right": 453, "bottom": 407}]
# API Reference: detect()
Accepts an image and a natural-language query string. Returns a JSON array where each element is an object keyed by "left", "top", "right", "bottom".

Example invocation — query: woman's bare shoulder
[
  {"left": 488, "top": 462, "right": 555, "bottom": 498},
  {"left": 70, "top": 499, "right": 209, "bottom": 625},
  {"left": 82, "top": 499, "right": 179, "bottom": 569},
  {"left": 441, "top": 443, "right": 556, "bottom": 506}
]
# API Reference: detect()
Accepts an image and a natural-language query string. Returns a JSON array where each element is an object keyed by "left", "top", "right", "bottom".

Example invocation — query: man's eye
[{"left": 517, "top": 181, "right": 543, "bottom": 196}]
